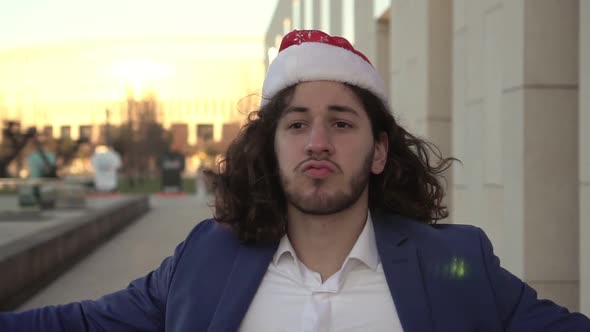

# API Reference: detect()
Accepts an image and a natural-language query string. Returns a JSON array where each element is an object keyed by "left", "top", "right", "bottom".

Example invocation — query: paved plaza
[
  {"left": 18, "top": 194, "right": 214, "bottom": 310},
  {"left": 0, "top": 195, "right": 128, "bottom": 250}
]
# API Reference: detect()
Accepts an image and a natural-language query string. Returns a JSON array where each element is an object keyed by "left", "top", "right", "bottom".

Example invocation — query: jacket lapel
[
  {"left": 207, "top": 242, "right": 277, "bottom": 332},
  {"left": 373, "top": 213, "right": 435, "bottom": 332}
]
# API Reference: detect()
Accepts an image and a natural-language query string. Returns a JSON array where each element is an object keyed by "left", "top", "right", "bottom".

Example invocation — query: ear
[{"left": 371, "top": 132, "right": 389, "bottom": 175}]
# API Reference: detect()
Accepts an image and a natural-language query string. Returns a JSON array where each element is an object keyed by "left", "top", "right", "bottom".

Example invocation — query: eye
[
  {"left": 288, "top": 122, "right": 306, "bottom": 129},
  {"left": 334, "top": 121, "right": 352, "bottom": 129}
]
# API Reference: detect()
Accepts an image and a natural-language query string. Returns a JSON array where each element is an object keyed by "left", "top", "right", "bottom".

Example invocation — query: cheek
[
  {"left": 343, "top": 140, "right": 372, "bottom": 159},
  {"left": 275, "top": 151, "right": 288, "bottom": 170},
  {"left": 274, "top": 136, "right": 294, "bottom": 169}
]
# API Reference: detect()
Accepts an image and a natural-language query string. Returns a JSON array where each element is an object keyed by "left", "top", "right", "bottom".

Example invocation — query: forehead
[
  {"left": 281, "top": 81, "right": 367, "bottom": 117},
  {"left": 289, "top": 81, "right": 360, "bottom": 103}
]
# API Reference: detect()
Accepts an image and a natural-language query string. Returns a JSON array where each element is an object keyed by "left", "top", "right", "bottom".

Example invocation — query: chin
[{"left": 303, "top": 185, "right": 338, "bottom": 197}]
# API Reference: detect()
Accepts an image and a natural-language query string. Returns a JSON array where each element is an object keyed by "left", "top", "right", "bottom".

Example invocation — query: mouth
[
  {"left": 303, "top": 167, "right": 333, "bottom": 178},
  {"left": 301, "top": 160, "right": 337, "bottom": 179}
]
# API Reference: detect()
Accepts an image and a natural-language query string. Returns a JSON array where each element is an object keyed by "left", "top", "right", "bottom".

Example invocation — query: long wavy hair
[{"left": 214, "top": 83, "right": 456, "bottom": 243}]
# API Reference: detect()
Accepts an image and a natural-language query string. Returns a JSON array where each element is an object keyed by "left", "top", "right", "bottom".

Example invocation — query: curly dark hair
[{"left": 214, "top": 83, "right": 456, "bottom": 243}]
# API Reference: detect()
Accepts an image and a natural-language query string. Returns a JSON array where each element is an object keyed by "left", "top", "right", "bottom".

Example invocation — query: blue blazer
[{"left": 2, "top": 211, "right": 589, "bottom": 331}]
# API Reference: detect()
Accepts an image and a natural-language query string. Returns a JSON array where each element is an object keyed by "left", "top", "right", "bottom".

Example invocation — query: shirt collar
[
  {"left": 271, "top": 212, "right": 380, "bottom": 271},
  {"left": 345, "top": 212, "right": 380, "bottom": 271},
  {"left": 273, "top": 231, "right": 297, "bottom": 266}
]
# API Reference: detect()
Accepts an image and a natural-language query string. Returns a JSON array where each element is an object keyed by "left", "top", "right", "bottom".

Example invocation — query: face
[{"left": 274, "top": 81, "right": 388, "bottom": 215}]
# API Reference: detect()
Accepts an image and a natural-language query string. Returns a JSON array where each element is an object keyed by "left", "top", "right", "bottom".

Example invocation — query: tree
[
  {"left": 114, "top": 90, "right": 170, "bottom": 186},
  {"left": 0, "top": 121, "right": 36, "bottom": 178}
]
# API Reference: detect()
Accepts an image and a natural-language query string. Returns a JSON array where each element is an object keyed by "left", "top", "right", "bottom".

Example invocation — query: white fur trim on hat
[{"left": 261, "top": 42, "right": 388, "bottom": 107}]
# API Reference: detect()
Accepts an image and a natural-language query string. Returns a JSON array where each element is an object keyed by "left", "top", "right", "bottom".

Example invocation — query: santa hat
[{"left": 262, "top": 29, "right": 388, "bottom": 107}]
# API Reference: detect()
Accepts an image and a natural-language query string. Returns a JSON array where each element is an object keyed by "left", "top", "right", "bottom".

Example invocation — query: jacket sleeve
[
  {"left": 477, "top": 228, "right": 590, "bottom": 331},
  {"left": 0, "top": 220, "right": 203, "bottom": 332}
]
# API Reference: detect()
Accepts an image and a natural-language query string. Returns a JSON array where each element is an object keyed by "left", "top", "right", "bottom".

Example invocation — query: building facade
[
  {"left": 266, "top": 0, "right": 590, "bottom": 315},
  {"left": 0, "top": 36, "right": 265, "bottom": 151}
]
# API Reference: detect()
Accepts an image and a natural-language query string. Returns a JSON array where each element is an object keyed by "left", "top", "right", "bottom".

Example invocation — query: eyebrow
[{"left": 283, "top": 105, "right": 360, "bottom": 117}]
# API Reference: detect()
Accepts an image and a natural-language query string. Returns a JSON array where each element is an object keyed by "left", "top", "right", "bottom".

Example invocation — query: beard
[{"left": 280, "top": 149, "right": 374, "bottom": 215}]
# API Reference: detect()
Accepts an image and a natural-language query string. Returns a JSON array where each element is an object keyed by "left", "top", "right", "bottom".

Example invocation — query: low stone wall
[{"left": 0, "top": 195, "right": 149, "bottom": 310}]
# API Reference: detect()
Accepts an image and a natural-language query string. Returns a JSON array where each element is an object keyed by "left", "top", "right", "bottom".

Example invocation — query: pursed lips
[{"left": 299, "top": 160, "right": 339, "bottom": 178}]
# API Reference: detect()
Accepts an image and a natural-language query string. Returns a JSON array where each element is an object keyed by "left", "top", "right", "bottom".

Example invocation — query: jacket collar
[
  {"left": 207, "top": 240, "right": 277, "bottom": 332},
  {"left": 372, "top": 209, "right": 435, "bottom": 332}
]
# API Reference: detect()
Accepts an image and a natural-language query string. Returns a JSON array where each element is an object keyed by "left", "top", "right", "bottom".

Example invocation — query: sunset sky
[
  {"left": 0, "top": 0, "right": 278, "bottom": 49},
  {"left": 0, "top": 0, "right": 279, "bottom": 127}
]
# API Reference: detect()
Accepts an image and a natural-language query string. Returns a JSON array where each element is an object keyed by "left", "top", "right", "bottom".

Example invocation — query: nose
[{"left": 305, "top": 123, "right": 334, "bottom": 156}]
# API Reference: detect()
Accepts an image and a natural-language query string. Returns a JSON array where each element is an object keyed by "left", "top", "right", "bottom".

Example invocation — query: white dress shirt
[{"left": 239, "top": 215, "right": 404, "bottom": 332}]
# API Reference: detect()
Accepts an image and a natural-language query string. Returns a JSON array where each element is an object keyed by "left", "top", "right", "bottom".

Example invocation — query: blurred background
[
  {"left": 0, "top": 0, "right": 271, "bottom": 188},
  {"left": 0, "top": 0, "right": 588, "bottom": 316}
]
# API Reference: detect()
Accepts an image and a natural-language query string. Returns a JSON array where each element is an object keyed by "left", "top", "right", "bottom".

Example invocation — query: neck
[{"left": 286, "top": 190, "right": 369, "bottom": 281}]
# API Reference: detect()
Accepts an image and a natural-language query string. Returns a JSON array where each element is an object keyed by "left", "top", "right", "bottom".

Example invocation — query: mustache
[{"left": 294, "top": 157, "right": 342, "bottom": 173}]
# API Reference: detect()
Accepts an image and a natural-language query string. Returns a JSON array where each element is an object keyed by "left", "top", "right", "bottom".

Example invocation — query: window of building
[
  {"left": 60, "top": 126, "right": 71, "bottom": 140},
  {"left": 43, "top": 126, "right": 53, "bottom": 138},
  {"left": 197, "top": 124, "right": 214, "bottom": 143},
  {"left": 79, "top": 125, "right": 92, "bottom": 141}
]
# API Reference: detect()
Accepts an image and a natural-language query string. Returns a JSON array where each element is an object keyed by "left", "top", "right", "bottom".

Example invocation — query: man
[
  {"left": 91, "top": 145, "right": 122, "bottom": 192},
  {"left": 159, "top": 144, "right": 186, "bottom": 193},
  {"left": 19, "top": 135, "right": 58, "bottom": 208},
  {"left": 1, "top": 30, "right": 589, "bottom": 331},
  {"left": 27, "top": 135, "right": 57, "bottom": 179}
]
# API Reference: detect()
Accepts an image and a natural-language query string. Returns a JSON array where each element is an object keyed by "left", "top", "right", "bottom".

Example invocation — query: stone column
[
  {"left": 375, "top": 11, "right": 391, "bottom": 100},
  {"left": 452, "top": 0, "right": 580, "bottom": 310},
  {"left": 330, "top": 0, "right": 343, "bottom": 36},
  {"left": 354, "top": 0, "right": 376, "bottom": 61},
  {"left": 390, "top": 0, "right": 452, "bottom": 219},
  {"left": 299, "top": 0, "right": 306, "bottom": 29},
  {"left": 313, "top": 0, "right": 322, "bottom": 29},
  {"left": 580, "top": 0, "right": 590, "bottom": 316},
  {"left": 523, "top": 0, "right": 579, "bottom": 311}
]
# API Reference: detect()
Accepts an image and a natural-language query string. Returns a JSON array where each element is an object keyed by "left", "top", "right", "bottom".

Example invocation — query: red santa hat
[{"left": 262, "top": 29, "right": 388, "bottom": 107}]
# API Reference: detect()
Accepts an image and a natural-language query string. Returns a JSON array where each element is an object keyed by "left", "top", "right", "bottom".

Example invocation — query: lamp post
[{"left": 105, "top": 109, "right": 111, "bottom": 146}]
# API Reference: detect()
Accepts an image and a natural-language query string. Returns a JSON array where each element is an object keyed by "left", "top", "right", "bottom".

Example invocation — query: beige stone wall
[
  {"left": 313, "top": 0, "right": 321, "bottom": 29},
  {"left": 390, "top": 0, "right": 428, "bottom": 136},
  {"left": 353, "top": 0, "right": 376, "bottom": 62},
  {"left": 452, "top": 0, "right": 514, "bottom": 264},
  {"left": 375, "top": 12, "right": 390, "bottom": 100},
  {"left": 519, "top": 0, "right": 580, "bottom": 311},
  {"left": 452, "top": 0, "right": 581, "bottom": 310},
  {"left": 390, "top": 0, "right": 452, "bottom": 220},
  {"left": 580, "top": 0, "right": 590, "bottom": 316},
  {"left": 329, "top": 0, "right": 342, "bottom": 36}
]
